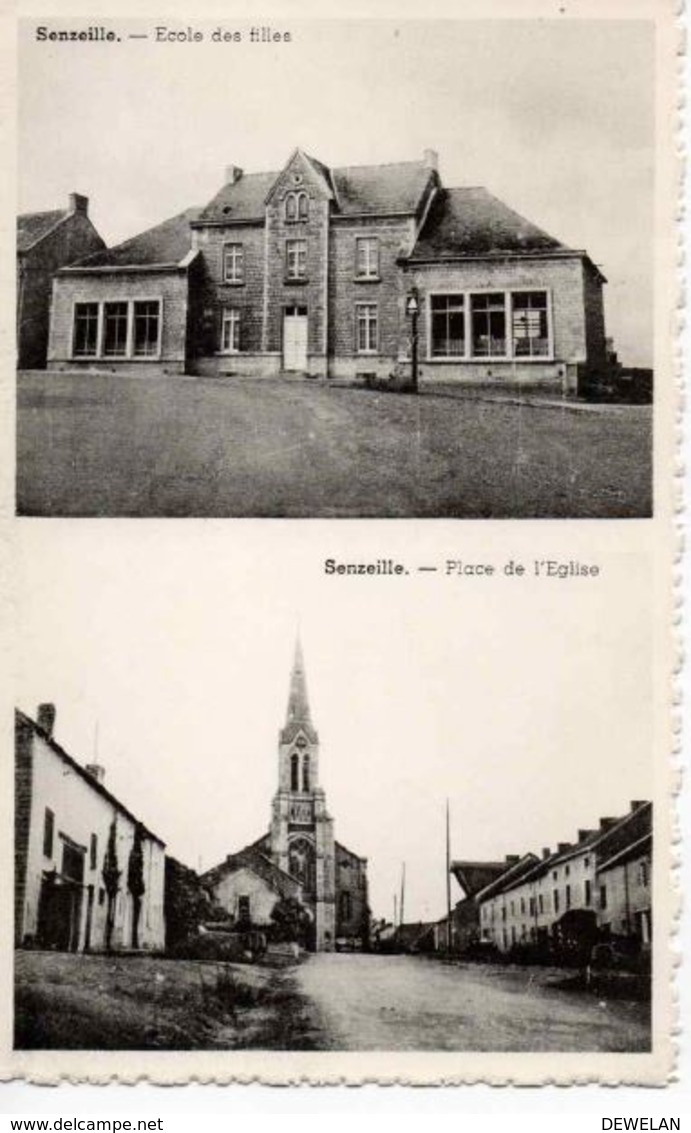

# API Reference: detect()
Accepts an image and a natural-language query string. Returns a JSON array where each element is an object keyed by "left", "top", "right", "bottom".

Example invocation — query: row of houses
[
  {"left": 17, "top": 147, "right": 610, "bottom": 394},
  {"left": 389, "top": 802, "right": 651, "bottom": 960}
]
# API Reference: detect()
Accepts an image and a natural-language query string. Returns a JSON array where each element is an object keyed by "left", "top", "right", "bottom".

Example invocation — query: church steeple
[{"left": 280, "top": 635, "right": 318, "bottom": 744}]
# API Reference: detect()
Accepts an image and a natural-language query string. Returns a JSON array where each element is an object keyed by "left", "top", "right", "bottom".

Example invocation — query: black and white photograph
[
  {"left": 11, "top": 529, "right": 658, "bottom": 1061},
  {"left": 16, "top": 18, "right": 654, "bottom": 518}
]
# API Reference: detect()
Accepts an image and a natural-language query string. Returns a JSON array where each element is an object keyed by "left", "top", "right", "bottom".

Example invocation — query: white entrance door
[{"left": 283, "top": 307, "right": 308, "bottom": 371}]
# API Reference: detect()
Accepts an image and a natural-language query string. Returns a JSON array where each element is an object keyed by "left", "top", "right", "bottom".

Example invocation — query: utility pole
[
  {"left": 446, "top": 799, "right": 453, "bottom": 953},
  {"left": 400, "top": 862, "right": 406, "bottom": 929},
  {"left": 393, "top": 893, "right": 397, "bottom": 928}
]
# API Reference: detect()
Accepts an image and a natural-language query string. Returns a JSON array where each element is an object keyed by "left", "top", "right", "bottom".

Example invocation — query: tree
[
  {"left": 127, "top": 823, "right": 146, "bottom": 949},
  {"left": 270, "top": 896, "right": 311, "bottom": 946},
  {"left": 102, "top": 818, "right": 121, "bottom": 952}
]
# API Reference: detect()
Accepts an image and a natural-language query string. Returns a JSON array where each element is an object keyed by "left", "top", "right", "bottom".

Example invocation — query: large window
[
  {"left": 427, "top": 290, "right": 551, "bottom": 361},
  {"left": 512, "top": 291, "right": 549, "bottom": 357},
  {"left": 103, "top": 302, "right": 128, "bottom": 356},
  {"left": 223, "top": 243, "right": 244, "bottom": 284},
  {"left": 356, "top": 303, "right": 378, "bottom": 353},
  {"left": 73, "top": 303, "right": 99, "bottom": 356},
  {"left": 71, "top": 299, "right": 161, "bottom": 360},
  {"left": 133, "top": 301, "right": 160, "bottom": 357},
  {"left": 220, "top": 309, "right": 241, "bottom": 353},
  {"left": 286, "top": 239, "right": 307, "bottom": 280},
  {"left": 471, "top": 292, "right": 507, "bottom": 357},
  {"left": 355, "top": 237, "right": 379, "bottom": 279},
  {"left": 431, "top": 295, "right": 465, "bottom": 356}
]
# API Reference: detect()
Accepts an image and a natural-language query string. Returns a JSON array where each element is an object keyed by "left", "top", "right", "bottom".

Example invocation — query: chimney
[
  {"left": 599, "top": 817, "right": 618, "bottom": 832},
  {"left": 542, "top": 847, "right": 551, "bottom": 860},
  {"left": 630, "top": 800, "right": 647, "bottom": 812},
  {"left": 224, "top": 165, "right": 243, "bottom": 185},
  {"left": 68, "top": 193, "right": 89, "bottom": 215},
  {"left": 85, "top": 763, "right": 105, "bottom": 784},
  {"left": 423, "top": 148, "right": 438, "bottom": 172},
  {"left": 557, "top": 842, "right": 572, "bottom": 854},
  {"left": 578, "top": 829, "right": 596, "bottom": 844},
  {"left": 36, "top": 703, "right": 56, "bottom": 738},
  {"left": 504, "top": 854, "right": 519, "bottom": 865}
]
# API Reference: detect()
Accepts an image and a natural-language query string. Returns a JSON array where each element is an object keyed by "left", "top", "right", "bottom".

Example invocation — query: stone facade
[
  {"left": 46, "top": 150, "right": 608, "bottom": 393},
  {"left": 15, "top": 706, "right": 165, "bottom": 952},
  {"left": 17, "top": 194, "right": 105, "bottom": 369}
]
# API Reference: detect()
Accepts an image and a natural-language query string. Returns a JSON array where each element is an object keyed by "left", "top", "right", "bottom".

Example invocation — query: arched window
[
  {"left": 284, "top": 192, "right": 309, "bottom": 222},
  {"left": 290, "top": 752, "right": 299, "bottom": 792},
  {"left": 302, "top": 754, "right": 310, "bottom": 793}
]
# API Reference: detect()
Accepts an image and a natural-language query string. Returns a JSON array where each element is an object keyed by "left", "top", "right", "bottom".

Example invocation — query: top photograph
[{"left": 15, "top": 19, "right": 655, "bottom": 518}]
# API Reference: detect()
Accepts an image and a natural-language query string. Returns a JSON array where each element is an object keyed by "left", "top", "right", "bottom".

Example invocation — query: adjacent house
[
  {"left": 596, "top": 801, "right": 652, "bottom": 946},
  {"left": 476, "top": 801, "right": 652, "bottom": 954},
  {"left": 17, "top": 194, "right": 106, "bottom": 368},
  {"left": 47, "top": 149, "right": 607, "bottom": 393},
  {"left": 15, "top": 705, "right": 165, "bottom": 953}
]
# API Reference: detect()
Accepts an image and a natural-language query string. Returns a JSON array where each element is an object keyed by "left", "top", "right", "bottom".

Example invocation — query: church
[{"left": 201, "top": 640, "right": 369, "bottom": 952}]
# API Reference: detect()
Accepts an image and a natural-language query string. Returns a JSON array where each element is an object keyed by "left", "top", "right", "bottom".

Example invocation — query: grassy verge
[{"left": 14, "top": 950, "right": 325, "bottom": 1050}]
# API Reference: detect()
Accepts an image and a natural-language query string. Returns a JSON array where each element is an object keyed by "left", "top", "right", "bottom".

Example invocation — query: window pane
[
  {"left": 224, "top": 244, "right": 243, "bottom": 282},
  {"left": 103, "top": 302, "right": 128, "bottom": 356},
  {"left": 133, "top": 301, "right": 160, "bottom": 356},
  {"left": 512, "top": 291, "right": 549, "bottom": 356},
  {"left": 73, "top": 303, "right": 99, "bottom": 356},
  {"left": 431, "top": 295, "right": 465, "bottom": 356},
  {"left": 471, "top": 293, "right": 506, "bottom": 356}
]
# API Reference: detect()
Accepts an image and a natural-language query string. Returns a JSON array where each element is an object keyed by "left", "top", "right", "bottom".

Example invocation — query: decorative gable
[{"left": 265, "top": 149, "right": 335, "bottom": 209}]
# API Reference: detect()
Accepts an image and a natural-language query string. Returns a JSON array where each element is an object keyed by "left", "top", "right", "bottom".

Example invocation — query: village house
[
  {"left": 46, "top": 149, "right": 607, "bottom": 394},
  {"left": 17, "top": 194, "right": 106, "bottom": 368},
  {"left": 15, "top": 705, "right": 165, "bottom": 953},
  {"left": 476, "top": 801, "right": 652, "bottom": 954},
  {"left": 202, "top": 639, "right": 369, "bottom": 951}
]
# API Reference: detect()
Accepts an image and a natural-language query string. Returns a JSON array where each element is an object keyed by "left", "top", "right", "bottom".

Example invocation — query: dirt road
[{"left": 294, "top": 953, "right": 651, "bottom": 1052}]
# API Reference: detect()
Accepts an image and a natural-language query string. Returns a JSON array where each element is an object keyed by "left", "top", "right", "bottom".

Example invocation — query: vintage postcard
[{"left": 0, "top": 0, "right": 680, "bottom": 1089}]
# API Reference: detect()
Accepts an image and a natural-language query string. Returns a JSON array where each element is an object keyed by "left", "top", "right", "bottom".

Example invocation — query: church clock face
[{"left": 289, "top": 800, "right": 313, "bottom": 824}]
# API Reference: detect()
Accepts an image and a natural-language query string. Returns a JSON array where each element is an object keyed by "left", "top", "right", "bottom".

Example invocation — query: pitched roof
[
  {"left": 450, "top": 860, "right": 513, "bottom": 898},
  {"left": 201, "top": 845, "right": 301, "bottom": 901},
  {"left": 17, "top": 209, "right": 68, "bottom": 252},
  {"left": 62, "top": 207, "right": 201, "bottom": 270},
  {"left": 409, "top": 187, "right": 566, "bottom": 260},
  {"left": 196, "top": 159, "right": 434, "bottom": 223},
  {"left": 15, "top": 709, "right": 165, "bottom": 847},
  {"left": 596, "top": 802, "right": 652, "bottom": 872}
]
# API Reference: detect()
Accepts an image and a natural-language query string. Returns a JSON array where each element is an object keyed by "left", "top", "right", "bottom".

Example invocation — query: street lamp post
[{"left": 405, "top": 289, "right": 420, "bottom": 393}]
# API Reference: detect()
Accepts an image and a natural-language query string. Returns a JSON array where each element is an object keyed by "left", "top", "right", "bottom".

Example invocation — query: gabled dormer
[{"left": 265, "top": 149, "right": 337, "bottom": 223}]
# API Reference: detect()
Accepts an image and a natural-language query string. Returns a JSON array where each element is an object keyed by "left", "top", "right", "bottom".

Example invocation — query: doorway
[{"left": 283, "top": 307, "right": 308, "bottom": 372}]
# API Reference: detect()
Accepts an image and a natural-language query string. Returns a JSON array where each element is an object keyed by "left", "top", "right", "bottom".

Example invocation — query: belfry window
[
  {"left": 302, "top": 754, "right": 311, "bottom": 793},
  {"left": 290, "top": 752, "right": 299, "bottom": 792}
]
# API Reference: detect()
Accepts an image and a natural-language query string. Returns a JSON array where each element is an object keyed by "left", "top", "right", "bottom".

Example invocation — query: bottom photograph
[{"left": 11, "top": 544, "right": 655, "bottom": 1059}]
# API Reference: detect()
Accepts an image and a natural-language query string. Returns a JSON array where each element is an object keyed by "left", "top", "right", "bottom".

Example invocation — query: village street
[{"left": 294, "top": 953, "right": 651, "bottom": 1052}]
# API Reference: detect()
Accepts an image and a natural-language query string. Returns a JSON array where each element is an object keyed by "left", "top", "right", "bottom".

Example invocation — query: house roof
[
  {"left": 450, "top": 860, "right": 513, "bottom": 898},
  {"left": 60, "top": 207, "right": 201, "bottom": 270},
  {"left": 196, "top": 159, "right": 434, "bottom": 223},
  {"left": 17, "top": 209, "right": 68, "bottom": 252},
  {"left": 409, "top": 187, "right": 567, "bottom": 260},
  {"left": 201, "top": 844, "right": 301, "bottom": 901},
  {"left": 474, "top": 854, "right": 540, "bottom": 901},
  {"left": 596, "top": 803, "right": 652, "bottom": 872},
  {"left": 15, "top": 708, "right": 165, "bottom": 847}
]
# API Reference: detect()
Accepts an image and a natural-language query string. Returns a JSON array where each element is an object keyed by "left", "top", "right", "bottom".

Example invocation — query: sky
[
  {"left": 18, "top": 18, "right": 654, "bottom": 366},
  {"left": 16, "top": 523, "right": 653, "bottom": 925}
]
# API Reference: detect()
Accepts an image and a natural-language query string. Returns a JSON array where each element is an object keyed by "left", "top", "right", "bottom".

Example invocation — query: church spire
[
  {"left": 286, "top": 634, "right": 311, "bottom": 726},
  {"left": 280, "top": 634, "right": 318, "bottom": 743}
]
